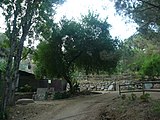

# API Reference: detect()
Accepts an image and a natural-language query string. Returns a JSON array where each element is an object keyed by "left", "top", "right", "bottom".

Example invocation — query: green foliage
[
  {"left": 0, "top": 0, "right": 64, "bottom": 116},
  {"left": 19, "top": 84, "right": 32, "bottom": 92},
  {"left": 121, "top": 94, "right": 126, "bottom": 100},
  {"left": 151, "top": 100, "right": 160, "bottom": 117},
  {"left": 34, "top": 12, "right": 120, "bottom": 90},
  {"left": 115, "top": 0, "right": 160, "bottom": 41},
  {"left": 118, "top": 33, "right": 160, "bottom": 73},
  {"left": 0, "top": 60, "right": 6, "bottom": 72},
  {"left": 140, "top": 54, "right": 160, "bottom": 78},
  {"left": 128, "top": 93, "right": 137, "bottom": 101},
  {"left": 140, "top": 93, "right": 150, "bottom": 102},
  {"left": 0, "top": 111, "right": 8, "bottom": 120},
  {"left": 53, "top": 92, "right": 71, "bottom": 100}
]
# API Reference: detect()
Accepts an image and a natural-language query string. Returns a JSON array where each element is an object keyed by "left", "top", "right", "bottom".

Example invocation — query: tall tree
[
  {"left": 34, "top": 13, "right": 120, "bottom": 92},
  {"left": 0, "top": 0, "right": 63, "bottom": 115},
  {"left": 114, "top": 0, "right": 160, "bottom": 39}
]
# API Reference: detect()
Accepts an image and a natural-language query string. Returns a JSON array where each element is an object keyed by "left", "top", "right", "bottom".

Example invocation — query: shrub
[
  {"left": 19, "top": 84, "right": 32, "bottom": 92},
  {"left": 121, "top": 94, "right": 126, "bottom": 100},
  {"left": 140, "top": 93, "right": 150, "bottom": 102},
  {"left": 128, "top": 93, "right": 137, "bottom": 101},
  {"left": 0, "top": 111, "right": 8, "bottom": 120},
  {"left": 53, "top": 91, "right": 71, "bottom": 100},
  {"left": 151, "top": 100, "right": 160, "bottom": 117},
  {"left": 140, "top": 54, "right": 160, "bottom": 79}
]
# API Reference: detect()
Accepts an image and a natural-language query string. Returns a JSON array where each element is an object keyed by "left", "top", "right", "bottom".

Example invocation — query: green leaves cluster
[
  {"left": 119, "top": 32, "right": 160, "bottom": 74},
  {"left": 34, "top": 12, "right": 120, "bottom": 82},
  {"left": 140, "top": 54, "right": 160, "bottom": 79}
]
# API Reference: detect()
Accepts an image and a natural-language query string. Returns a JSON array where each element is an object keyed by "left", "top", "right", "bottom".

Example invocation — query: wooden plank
[
  {"left": 144, "top": 89, "right": 160, "bottom": 92},
  {"left": 120, "top": 90, "right": 143, "bottom": 93},
  {"left": 119, "top": 83, "right": 141, "bottom": 87},
  {"left": 119, "top": 81, "right": 160, "bottom": 95}
]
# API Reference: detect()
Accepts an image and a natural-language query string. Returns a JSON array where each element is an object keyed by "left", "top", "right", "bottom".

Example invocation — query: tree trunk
[
  {"left": 63, "top": 73, "right": 73, "bottom": 93},
  {"left": 2, "top": 42, "right": 16, "bottom": 110}
]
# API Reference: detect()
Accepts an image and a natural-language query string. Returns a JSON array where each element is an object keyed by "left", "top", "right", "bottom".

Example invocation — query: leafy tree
[
  {"left": 0, "top": 33, "right": 9, "bottom": 58},
  {"left": 0, "top": 0, "right": 63, "bottom": 115},
  {"left": 34, "top": 13, "right": 120, "bottom": 92}
]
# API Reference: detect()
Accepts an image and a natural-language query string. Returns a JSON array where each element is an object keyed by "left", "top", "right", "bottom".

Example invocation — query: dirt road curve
[
  {"left": 12, "top": 92, "right": 117, "bottom": 120},
  {"left": 10, "top": 92, "right": 160, "bottom": 120},
  {"left": 34, "top": 92, "right": 117, "bottom": 120}
]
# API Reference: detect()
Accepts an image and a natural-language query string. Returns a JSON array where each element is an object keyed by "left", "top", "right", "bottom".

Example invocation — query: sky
[
  {"left": 0, "top": 0, "right": 138, "bottom": 40},
  {"left": 54, "top": 0, "right": 138, "bottom": 40}
]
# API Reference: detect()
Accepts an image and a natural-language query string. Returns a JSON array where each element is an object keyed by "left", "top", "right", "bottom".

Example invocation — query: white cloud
[
  {"left": 0, "top": 0, "right": 138, "bottom": 40},
  {"left": 54, "top": 0, "right": 138, "bottom": 40},
  {"left": 0, "top": 9, "right": 6, "bottom": 33}
]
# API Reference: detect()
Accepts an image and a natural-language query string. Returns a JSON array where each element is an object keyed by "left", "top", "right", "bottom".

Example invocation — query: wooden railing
[{"left": 119, "top": 81, "right": 160, "bottom": 95}]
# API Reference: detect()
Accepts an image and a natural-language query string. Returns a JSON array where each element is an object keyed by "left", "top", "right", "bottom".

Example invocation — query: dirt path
[
  {"left": 33, "top": 92, "right": 117, "bottom": 120},
  {"left": 10, "top": 92, "right": 118, "bottom": 120},
  {"left": 10, "top": 92, "right": 160, "bottom": 120}
]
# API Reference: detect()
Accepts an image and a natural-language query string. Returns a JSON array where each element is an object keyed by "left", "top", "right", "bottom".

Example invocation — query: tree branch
[
  {"left": 21, "top": 48, "right": 31, "bottom": 61},
  {"left": 138, "top": 0, "right": 160, "bottom": 10},
  {"left": 67, "top": 51, "right": 83, "bottom": 68},
  {"left": 135, "top": 6, "right": 155, "bottom": 13}
]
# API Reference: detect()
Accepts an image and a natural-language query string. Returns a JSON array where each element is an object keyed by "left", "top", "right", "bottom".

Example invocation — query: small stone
[
  {"left": 11, "top": 116, "right": 15, "bottom": 119},
  {"left": 16, "top": 111, "right": 20, "bottom": 114}
]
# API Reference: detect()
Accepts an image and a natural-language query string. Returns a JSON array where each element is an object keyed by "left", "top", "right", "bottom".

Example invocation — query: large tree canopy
[{"left": 34, "top": 13, "right": 120, "bottom": 91}]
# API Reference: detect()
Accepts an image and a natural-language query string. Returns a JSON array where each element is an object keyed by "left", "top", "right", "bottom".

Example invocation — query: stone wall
[{"left": 76, "top": 74, "right": 140, "bottom": 91}]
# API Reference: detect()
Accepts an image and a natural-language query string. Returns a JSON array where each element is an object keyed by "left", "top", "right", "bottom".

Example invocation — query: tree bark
[
  {"left": 63, "top": 73, "right": 73, "bottom": 93},
  {"left": 3, "top": 0, "right": 35, "bottom": 107}
]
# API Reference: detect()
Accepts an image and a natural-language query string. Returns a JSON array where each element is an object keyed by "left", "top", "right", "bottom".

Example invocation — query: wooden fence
[{"left": 119, "top": 81, "right": 160, "bottom": 95}]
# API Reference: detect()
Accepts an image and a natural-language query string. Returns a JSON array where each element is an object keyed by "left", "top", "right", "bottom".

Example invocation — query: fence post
[
  {"left": 142, "top": 82, "right": 145, "bottom": 95},
  {"left": 119, "top": 85, "right": 121, "bottom": 95}
]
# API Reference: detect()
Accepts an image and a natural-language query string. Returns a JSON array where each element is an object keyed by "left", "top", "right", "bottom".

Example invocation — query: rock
[
  {"left": 144, "top": 83, "right": 153, "bottom": 89},
  {"left": 108, "top": 85, "right": 114, "bottom": 91},
  {"left": 11, "top": 116, "right": 15, "bottom": 119},
  {"left": 16, "top": 98, "right": 34, "bottom": 105},
  {"left": 16, "top": 111, "right": 20, "bottom": 114},
  {"left": 101, "top": 86, "right": 105, "bottom": 91},
  {"left": 153, "top": 84, "right": 160, "bottom": 89}
]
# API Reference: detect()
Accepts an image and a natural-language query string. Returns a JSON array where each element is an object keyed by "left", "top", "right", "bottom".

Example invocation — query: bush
[
  {"left": 140, "top": 93, "right": 150, "bottom": 102},
  {"left": 121, "top": 94, "right": 126, "bottom": 100},
  {"left": 151, "top": 100, "right": 160, "bottom": 117},
  {"left": 53, "top": 91, "right": 71, "bottom": 100},
  {"left": 140, "top": 54, "right": 160, "bottom": 79},
  {"left": 128, "top": 93, "right": 137, "bottom": 101},
  {"left": 19, "top": 84, "right": 32, "bottom": 92},
  {"left": 0, "top": 111, "right": 8, "bottom": 120}
]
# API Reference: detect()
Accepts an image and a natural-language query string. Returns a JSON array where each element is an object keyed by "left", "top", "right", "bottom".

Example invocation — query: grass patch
[{"left": 151, "top": 100, "right": 160, "bottom": 118}]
